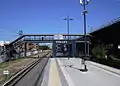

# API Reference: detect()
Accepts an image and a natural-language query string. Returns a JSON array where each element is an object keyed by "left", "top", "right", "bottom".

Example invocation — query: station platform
[{"left": 41, "top": 58, "right": 120, "bottom": 86}]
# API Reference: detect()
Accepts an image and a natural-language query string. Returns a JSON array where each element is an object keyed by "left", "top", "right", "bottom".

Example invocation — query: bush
[
  {"left": 91, "top": 43, "right": 120, "bottom": 69},
  {"left": 91, "top": 57, "right": 120, "bottom": 69},
  {"left": 92, "top": 44, "right": 107, "bottom": 59}
]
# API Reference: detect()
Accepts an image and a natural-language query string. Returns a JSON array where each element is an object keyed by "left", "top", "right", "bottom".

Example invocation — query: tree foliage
[{"left": 92, "top": 44, "right": 108, "bottom": 59}]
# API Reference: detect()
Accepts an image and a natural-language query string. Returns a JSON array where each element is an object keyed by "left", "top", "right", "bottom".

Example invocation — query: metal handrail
[{"left": 91, "top": 17, "right": 120, "bottom": 33}]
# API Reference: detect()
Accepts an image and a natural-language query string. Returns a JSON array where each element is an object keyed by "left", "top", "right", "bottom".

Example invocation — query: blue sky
[{"left": 0, "top": 0, "right": 120, "bottom": 41}]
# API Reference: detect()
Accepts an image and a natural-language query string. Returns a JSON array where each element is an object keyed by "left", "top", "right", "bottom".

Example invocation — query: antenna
[{"left": 18, "top": 30, "right": 23, "bottom": 36}]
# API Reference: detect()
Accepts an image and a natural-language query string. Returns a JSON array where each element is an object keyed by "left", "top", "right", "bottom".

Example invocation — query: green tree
[{"left": 92, "top": 44, "right": 107, "bottom": 59}]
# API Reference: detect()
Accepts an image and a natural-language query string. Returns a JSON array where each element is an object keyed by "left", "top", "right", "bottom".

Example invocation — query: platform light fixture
[{"left": 80, "top": 0, "right": 90, "bottom": 72}]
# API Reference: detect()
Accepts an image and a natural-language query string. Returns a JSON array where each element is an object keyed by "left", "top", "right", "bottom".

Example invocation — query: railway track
[{"left": 2, "top": 53, "right": 50, "bottom": 86}]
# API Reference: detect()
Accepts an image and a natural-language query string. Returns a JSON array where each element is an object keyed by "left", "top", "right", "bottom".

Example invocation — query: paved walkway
[{"left": 42, "top": 58, "right": 120, "bottom": 86}]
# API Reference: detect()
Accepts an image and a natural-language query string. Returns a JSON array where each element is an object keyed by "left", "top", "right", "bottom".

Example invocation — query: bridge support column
[
  {"left": 24, "top": 42, "right": 27, "bottom": 57},
  {"left": 19, "top": 45, "right": 23, "bottom": 58},
  {"left": 8, "top": 45, "right": 11, "bottom": 60},
  {"left": 88, "top": 42, "right": 90, "bottom": 56},
  {"left": 52, "top": 41, "right": 56, "bottom": 57},
  {"left": 19, "top": 46, "right": 22, "bottom": 58},
  {"left": 72, "top": 41, "right": 76, "bottom": 57},
  {"left": 17, "top": 46, "right": 20, "bottom": 58}
]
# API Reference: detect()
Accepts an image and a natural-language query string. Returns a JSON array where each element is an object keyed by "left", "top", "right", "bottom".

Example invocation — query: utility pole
[
  {"left": 63, "top": 16, "right": 73, "bottom": 59},
  {"left": 80, "top": 0, "right": 90, "bottom": 71}
]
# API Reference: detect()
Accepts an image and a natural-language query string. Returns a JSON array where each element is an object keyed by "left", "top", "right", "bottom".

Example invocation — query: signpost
[
  {"left": 3, "top": 70, "right": 9, "bottom": 75},
  {"left": 3, "top": 70, "right": 10, "bottom": 81}
]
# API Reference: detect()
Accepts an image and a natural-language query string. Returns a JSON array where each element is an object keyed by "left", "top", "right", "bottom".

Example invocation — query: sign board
[
  {"left": 56, "top": 44, "right": 62, "bottom": 52},
  {"left": 55, "top": 43, "right": 68, "bottom": 57},
  {"left": 56, "top": 41, "right": 67, "bottom": 43},
  {"left": 54, "top": 34, "right": 64, "bottom": 40},
  {"left": 3, "top": 70, "right": 9, "bottom": 75}
]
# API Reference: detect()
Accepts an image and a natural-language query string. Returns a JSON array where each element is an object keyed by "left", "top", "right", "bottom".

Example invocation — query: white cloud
[{"left": 0, "top": 41, "right": 10, "bottom": 46}]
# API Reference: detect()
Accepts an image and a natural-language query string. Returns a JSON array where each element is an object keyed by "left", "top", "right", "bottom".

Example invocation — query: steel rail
[{"left": 2, "top": 53, "right": 50, "bottom": 86}]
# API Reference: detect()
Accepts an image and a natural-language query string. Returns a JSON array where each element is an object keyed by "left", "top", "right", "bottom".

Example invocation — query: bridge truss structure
[{"left": 5, "top": 34, "right": 91, "bottom": 59}]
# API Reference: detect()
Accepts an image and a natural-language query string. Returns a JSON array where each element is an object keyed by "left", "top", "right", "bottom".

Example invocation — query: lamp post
[
  {"left": 80, "top": 0, "right": 90, "bottom": 71},
  {"left": 63, "top": 16, "right": 73, "bottom": 59}
]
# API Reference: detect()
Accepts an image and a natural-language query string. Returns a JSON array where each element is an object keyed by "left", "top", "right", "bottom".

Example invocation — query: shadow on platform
[{"left": 61, "top": 64, "right": 88, "bottom": 72}]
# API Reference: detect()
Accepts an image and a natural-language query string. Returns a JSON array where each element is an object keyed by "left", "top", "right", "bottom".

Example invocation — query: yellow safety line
[{"left": 48, "top": 58, "right": 61, "bottom": 86}]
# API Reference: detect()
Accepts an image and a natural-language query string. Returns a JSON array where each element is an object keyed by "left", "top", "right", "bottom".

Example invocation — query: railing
[
  {"left": 9, "top": 34, "right": 91, "bottom": 47},
  {"left": 23, "top": 35, "right": 91, "bottom": 41},
  {"left": 91, "top": 17, "right": 120, "bottom": 33}
]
